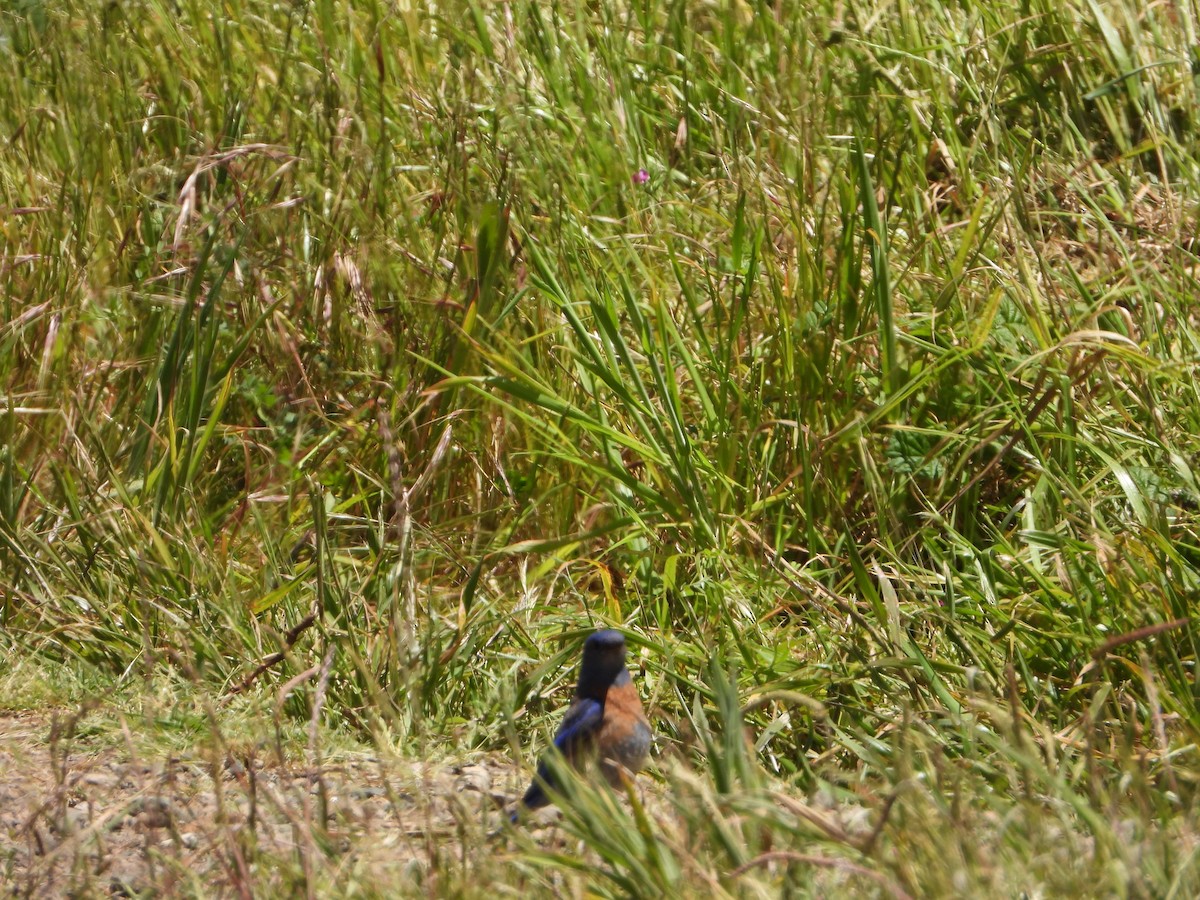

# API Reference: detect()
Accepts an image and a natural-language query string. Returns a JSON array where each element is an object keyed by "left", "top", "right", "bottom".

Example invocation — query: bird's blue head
[{"left": 576, "top": 629, "right": 630, "bottom": 699}]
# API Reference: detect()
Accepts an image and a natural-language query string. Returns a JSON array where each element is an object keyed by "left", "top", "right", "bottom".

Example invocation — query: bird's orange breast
[{"left": 597, "top": 681, "right": 651, "bottom": 784}]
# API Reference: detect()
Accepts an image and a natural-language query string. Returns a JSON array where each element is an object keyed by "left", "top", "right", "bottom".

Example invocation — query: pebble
[
  {"left": 127, "top": 797, "right": 174, "bottom": 829},
  {"left": 76, "top": 771, "right": 118, "bottom": 789},
  {"left": 53, "top": 802, "right": 91, "bottom": 835},
  {"left": 454, "top": 765, "right": 491, "bottom": 794}
]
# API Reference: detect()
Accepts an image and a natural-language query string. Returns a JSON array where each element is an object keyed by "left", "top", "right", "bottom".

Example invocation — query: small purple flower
[{"left": 632, "top": 168, "right": 650, "bottom": 185}]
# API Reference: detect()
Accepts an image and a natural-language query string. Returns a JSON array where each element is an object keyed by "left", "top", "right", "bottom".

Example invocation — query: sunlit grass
[{"left": 1, "top": 0, "right": 1199, "bottom": 894}]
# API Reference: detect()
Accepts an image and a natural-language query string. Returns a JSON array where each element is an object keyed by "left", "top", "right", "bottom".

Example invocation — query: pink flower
[{"left": 632, "top": 168, "right": 649, "bottom": 185}]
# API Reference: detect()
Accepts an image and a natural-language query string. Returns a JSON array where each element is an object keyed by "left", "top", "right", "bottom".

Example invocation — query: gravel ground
[{"left": 0, "top": 711, "right": 526, "bottom": 897}]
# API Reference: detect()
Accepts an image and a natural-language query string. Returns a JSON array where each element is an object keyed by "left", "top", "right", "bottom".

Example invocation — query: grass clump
[{"left": 1, "top": 0, "right": 1199, "bottom": 895}]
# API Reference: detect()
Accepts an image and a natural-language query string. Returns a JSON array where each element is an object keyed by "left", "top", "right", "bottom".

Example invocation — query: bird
[{"left": 513, "top": 629, "right": 651, "bottom": 819}]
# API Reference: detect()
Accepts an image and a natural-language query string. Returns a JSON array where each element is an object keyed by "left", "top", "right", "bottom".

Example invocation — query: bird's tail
[{"left": 510, "top": 765, "right": 554, "bottom": 823}]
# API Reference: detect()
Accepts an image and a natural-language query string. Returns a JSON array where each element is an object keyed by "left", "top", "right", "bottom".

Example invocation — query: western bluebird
[{"left": 513, "top": 629, "right": 651, "bottom": 818}]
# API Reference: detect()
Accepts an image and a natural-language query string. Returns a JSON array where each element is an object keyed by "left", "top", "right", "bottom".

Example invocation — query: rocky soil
[{"left": 0, "top": 711, "right": 523, "bottom": 897}]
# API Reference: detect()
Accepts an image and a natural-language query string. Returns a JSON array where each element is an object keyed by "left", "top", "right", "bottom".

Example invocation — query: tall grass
[{"left": 1, "top": 0, "right": 1198, "bottom": 894}]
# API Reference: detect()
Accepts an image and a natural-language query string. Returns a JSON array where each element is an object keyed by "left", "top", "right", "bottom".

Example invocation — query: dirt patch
[{"left": 0, "top": 711, "right": 525, "bottom": 897}]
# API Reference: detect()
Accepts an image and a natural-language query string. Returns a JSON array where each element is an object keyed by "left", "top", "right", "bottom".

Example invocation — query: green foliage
[{"left": 1, "top": 0, "right": 1199, "bottom": 894}]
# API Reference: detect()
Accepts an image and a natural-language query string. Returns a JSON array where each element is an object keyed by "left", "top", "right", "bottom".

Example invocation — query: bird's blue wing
[
  {"left": 518, "top": 698, "right": 605, "bottom": 813},
  {"left": 551, "top": 698, "right": 604, "bottom": 762}
]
